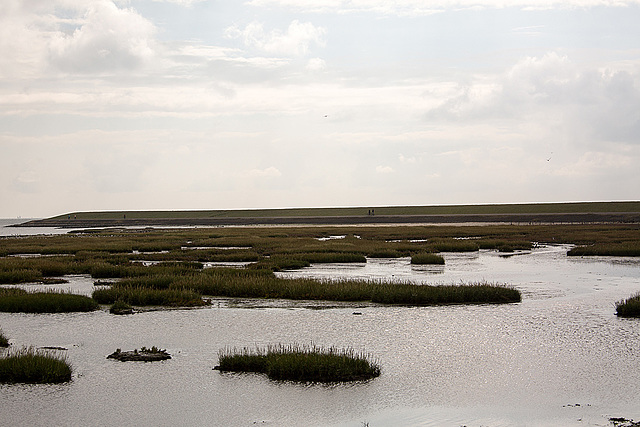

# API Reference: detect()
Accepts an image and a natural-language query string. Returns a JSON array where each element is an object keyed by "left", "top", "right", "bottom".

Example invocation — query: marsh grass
[
  {"left": 568, "top": 242, "right": 640, "bottom": 257},
  {"left": 109, "top": 300, "right": 133, "bottom": 315},
  {"left": 370, "top": 281, "right": 521, "bottom": 305},
  {"left": 216, "top": 344, "right": 380, "bottom": 382},
  {"left": 615, "top": 293, "right": 640, "bottom": 317},
  {"left": 428, "top": 239, "right": 479, "bottom": 252},
  {"left": 172, "top": 270, "right": 520, "bottom": 305},
  {"left": 411, "top": 252, "right": 445, "bottom": 265},
  {"left": 0, "top": 347, "right": 72, "bottom": 383},
  {"left": 92, "top": 286, "right": 207, "bottom": 307},
  {"left": 0, "top": 288, "right": 99, "bottom": 313}
]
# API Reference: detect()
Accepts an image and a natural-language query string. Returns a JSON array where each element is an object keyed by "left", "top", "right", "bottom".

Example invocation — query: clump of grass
[
  {"left": 173, "top": 270, "right": 520, "bottom": 306},
  {"left": 367, "top": 250, "right": 402, "bottom": 258},
  {"left": 0, "top": 347, "right": 72, "bottom": 383},
  {"left": 109, "top": 300, "right": 133, "bottom": 315},
  {"left": 411, "top": 252, "right": 445, "bottom": 265},
  {"left": 615, "top": 293, "right": 640, "bottom": 317},
  {"left": 250, "top": 256, "right": 311, "bottom": 271},
  {"left": 215, "top": 344, "right": 380, "bottom": 382},
  {"left": 0, "top": 288, "right": 99, "bottom": 313},
  {"left": 370, "top": 281, "right": 521, "bottom": 305},
  {"left": 428, "top": 239, "right": 479, "bottom": 252},
  {"left": 0, "top": 329, "right": 9, "bottom": 347},
  {"left": 568, "top": 242, "right": 640, "bottom": 257},
  {"left": 0, "top": 268, "right": 42, "bottom": 284},
  {"left": 92, "top": 286, "right": 207, "bottom": 307}
]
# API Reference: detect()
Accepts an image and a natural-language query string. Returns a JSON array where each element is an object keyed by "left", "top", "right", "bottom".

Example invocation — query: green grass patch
[
  {"left": 92, "top": 286, "right": 207, "bottom": 307},
  {"left": 215, "top": 344, "right": 380, "bottom": 382},
  {"left": 0, "top": 347, "right": 72, "bottom": 383},
  {"left": 370, "top": 282, "right": 521, "bottom": 305},
  {"left": 0, "top": 288, "right": 99, "bottom": 313},
  {"left": 428, "top": 239, "right": 479, "bottom": 252},
  {"left": 616, "top": 293, "right": 640, "bottom": 317},
  {"left": 411, "top": 252, "right": 445, "bottom": 265},
  {"left": 172, "top": 270, "right": 520, "bottom": 305},
  {"left": 109, "top": 300, "right": 133, "bottom": 315},
  {"left": 568, "top": 242, "right": 640, "bottom": 257}
]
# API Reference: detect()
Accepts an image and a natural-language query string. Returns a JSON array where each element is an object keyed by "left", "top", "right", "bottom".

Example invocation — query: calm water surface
[{"left": 2, "top": 242, "right": 640, "bottom": 426}]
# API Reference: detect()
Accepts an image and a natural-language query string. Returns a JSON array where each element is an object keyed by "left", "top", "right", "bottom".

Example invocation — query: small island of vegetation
[
  {"left": 0, "top": 347, "right": 72, "bottom": 383},
  {"left": 0, "top": 288, "right": 99, "bottom": 313},
  {"left": 615, "top": 293, "right": 640, "bottom": 318},
  {"left": 214, "top": 344, "right": 381, "bottom": 382},
  {"left": 107, "top": 346, "right": 171, "bottom": 362},
  {"left": 0, "top": 329, "right": 9, "bottom": 347}
]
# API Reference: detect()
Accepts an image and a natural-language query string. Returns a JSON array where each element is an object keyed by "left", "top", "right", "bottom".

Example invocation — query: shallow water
[{"left": 2, "top": 245, "right": 640, "bottom": 426}]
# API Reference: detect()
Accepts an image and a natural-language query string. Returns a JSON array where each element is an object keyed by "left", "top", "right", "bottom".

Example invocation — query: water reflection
[{"left": 1, "top": 244, "right": 640, "bottom": 426}]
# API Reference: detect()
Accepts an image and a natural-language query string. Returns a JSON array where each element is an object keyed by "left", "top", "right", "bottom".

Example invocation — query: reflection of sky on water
[{"left": 1, "top": 244, "right": 640, "bottom": 426}]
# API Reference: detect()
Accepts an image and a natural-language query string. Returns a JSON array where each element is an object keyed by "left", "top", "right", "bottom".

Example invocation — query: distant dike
[{"left": 13, "top": 204, "right": 640, "bottom": 228}]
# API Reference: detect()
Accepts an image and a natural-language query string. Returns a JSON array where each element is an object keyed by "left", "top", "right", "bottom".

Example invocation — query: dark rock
[{"left": 107, "top": 347, "right": 171, "bottom": 362}]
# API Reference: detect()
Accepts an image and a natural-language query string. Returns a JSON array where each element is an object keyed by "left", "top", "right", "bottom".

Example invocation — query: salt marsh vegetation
[
  {"left": 215, "top": 344, "right": 380, "bottom": 382},
  {"left": 0, "top": 347, "right": 72, "bottom": 383}
]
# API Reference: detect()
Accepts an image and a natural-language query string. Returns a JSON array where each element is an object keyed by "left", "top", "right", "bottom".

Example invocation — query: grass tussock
[
  {"left": 0, "top": 288, "right": 99, "bottom": 313},
  {"left": 0, "top": 329, "right": 9, "bottom": 347},
  {"left": 616, "top": 293, "right": 640, "bottom": 317},
  {"left": 568, "top": 242, "right": 640, "bottom": 257},
  {"left": 216, "top": 344, "right": 380, "bottom": 382},
  {"left": 411, "top": 252, "right": 445, "bottom": 265},
  {"left": 0, "top": 347, "right": 72, "bottom": 383},
  {"left": 370, "top": 282, "right": 521, "bottom": 305},
  {"left": 92, "top": 286, "right": 207, "bottom": 307},
  {"left": 172, "top": 270, "right": 520, "bottom": 305}
]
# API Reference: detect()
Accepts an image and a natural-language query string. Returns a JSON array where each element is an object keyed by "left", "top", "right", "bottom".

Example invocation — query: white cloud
[
  {"left": 225, "top": 20, "right": 326, "bottom": 56},
  {"left": 306, "top": 57, "right": 326, "bottom": 71},
  {"left": 246, "top": 167, "right": 283, "bottom": 177},
  {"left": 149, "top": 0, "right": 205, "bottom": 5},
  {"left": 246, "top": 0, "right": 640, "bottom": 15},
  {"left": 376, "top": 165, "right": 394, "bottom": 174},
  {"left": 48, "top": 1, "right": 157, "bottom": 73}
]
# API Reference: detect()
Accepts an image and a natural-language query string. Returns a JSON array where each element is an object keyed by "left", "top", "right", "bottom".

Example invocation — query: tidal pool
[{"left": 1, "top": 245, "right": 640, "bottom": 426}]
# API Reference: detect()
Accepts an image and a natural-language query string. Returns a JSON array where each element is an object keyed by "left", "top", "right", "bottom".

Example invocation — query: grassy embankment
[
  {"left": 0, "top": 347, "right": 72, "bottom": 383},
  {"left": 49, "top": 200, "right": 640, "bottom": 220},
  {"left": 215, "top": 344, "right": 380, "bottom": 382}
]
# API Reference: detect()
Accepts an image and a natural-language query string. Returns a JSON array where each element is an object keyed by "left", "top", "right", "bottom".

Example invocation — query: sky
[{"left": 1, "top": 0, "right": 639, "bottom": 218}]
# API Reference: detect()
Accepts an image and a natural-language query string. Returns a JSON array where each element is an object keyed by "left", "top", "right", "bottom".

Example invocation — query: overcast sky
[{"left": 1, "top": 0, "right": 639, "bottom": 217}]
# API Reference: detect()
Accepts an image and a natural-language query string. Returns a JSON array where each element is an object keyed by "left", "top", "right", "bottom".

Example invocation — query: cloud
[
  {"left": 48, "top": 0, "right": 157, "bottom": 73},
  {"left": 149, "top": 0, "right": 205, "bottom": 5},
  {"left": 246, "top": 0, "right": 640, "bottom": 15},
  {"left": 245, "top": 167, "right": 283, "bottom": 177},
  {"left": 376, "top": 165, "right": 394, "bottom": 174},
  {"left": 428, "top": 52, "right": 640, "bottom": 148},
  {"left": 306, "top": 57, "right": 326, "bottom": 71},
  {"left": 225, "top": 20, "right": 326, "bottom": 56}
]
